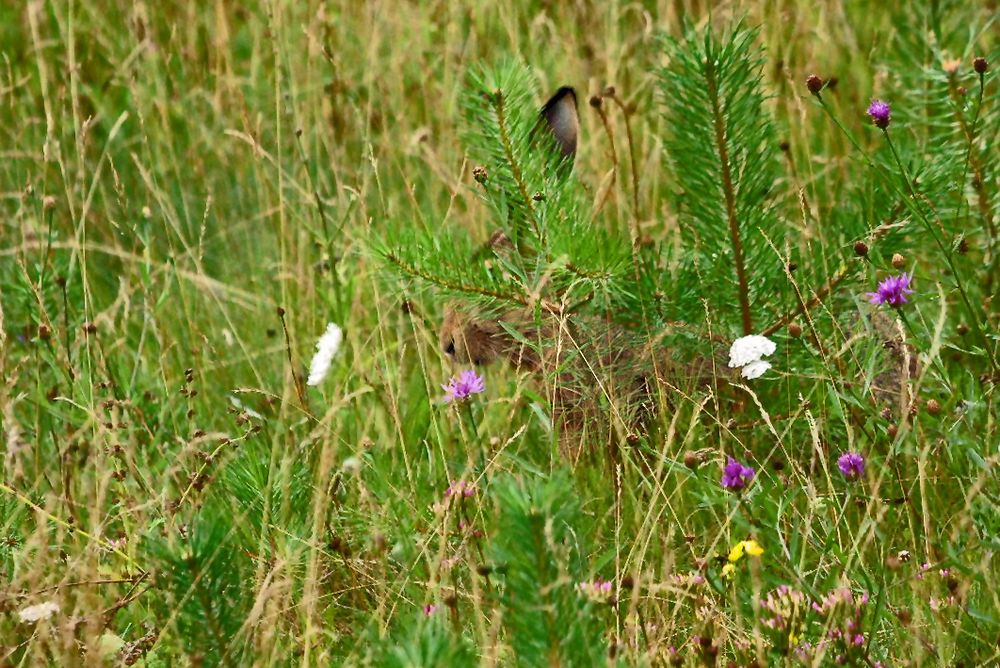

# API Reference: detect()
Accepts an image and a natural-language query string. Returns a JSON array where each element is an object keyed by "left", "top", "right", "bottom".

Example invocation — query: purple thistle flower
[
  {"left": 837, "top": 452, "right": 865, "bottom": 480},
  {"left": 721, "top": 457, "right": 755, "bottom": 491},
  {"left": 867, "top": 273, "right": 913, "bottom": 307},
  {"left": 442, "top": 369, "right": 485, "bottom": 402},
  {"left": 867, "top": 99, "right": 891, "bottom": 129}
]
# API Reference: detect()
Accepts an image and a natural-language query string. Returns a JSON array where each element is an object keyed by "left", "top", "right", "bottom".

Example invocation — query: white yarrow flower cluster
[
  {"left": 306, "top": 323, "right": 343, "bottom": 386},
  {"left": 18, "top": 600, "right": 60, "bottom": 623},
  {"left": 728, "top": 334, "right": 776, "bottom": 380}
]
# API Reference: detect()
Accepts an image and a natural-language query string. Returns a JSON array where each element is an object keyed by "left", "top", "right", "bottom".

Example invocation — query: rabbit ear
[{"left": 540, "top": 86, "right": 578, "bottom": 159}]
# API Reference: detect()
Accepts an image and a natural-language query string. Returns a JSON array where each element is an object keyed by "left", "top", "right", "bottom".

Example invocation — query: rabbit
[{"left": 437, "top": 84, "right": 740, "bottom": 459}]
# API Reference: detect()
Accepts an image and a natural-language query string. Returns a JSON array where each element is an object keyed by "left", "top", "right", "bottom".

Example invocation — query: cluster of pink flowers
[
  {"left": 577, "top": 579, "right": 614, "bottom": 602},
  {"left": 445, "top": 480, "right": 477, "bottom": 498}
]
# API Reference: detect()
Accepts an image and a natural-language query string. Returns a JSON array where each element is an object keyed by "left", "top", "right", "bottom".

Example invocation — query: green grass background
[{"left": 0, "top": 0, "right": 997, "bottom": 665}]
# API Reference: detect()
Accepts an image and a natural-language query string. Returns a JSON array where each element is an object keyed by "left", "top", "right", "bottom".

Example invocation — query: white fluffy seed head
[
  {"left": 18, "top": 601, "right": 60, "bottom": 623},
  {"left": 306, "top": 323, "right": 344, "bottom": 386}
]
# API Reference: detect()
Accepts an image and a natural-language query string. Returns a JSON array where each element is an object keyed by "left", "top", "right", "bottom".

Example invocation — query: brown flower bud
[
  {"left": 926, "top": 399, "right": 941, "bottom": 416},
  {"left": 589, "top": 95, "right": 602, "bottom": 108},
  {"left": 683, "top": 450, "right": 701, "bottom": 469},
  {"left": 854, "top": 241, "right": 869, "bottom": 257},
  {"left": 806, "top": 75, "right": 823, "bottom": 95},
  {"left": 891, "top": 253, "right": 905, "bottom": 269},
  {"left": 788, "top": 323, "right": 802, "bottom": 338},
  {"left": 38, "top": 323, "right": 51, "bottom": 340},
  {"left": 887, "top": 423, "right": 899, "bottom": 439},
  {"left": 957, "top": 323, "right": 969, "bottom": 336},
  {"left": 973, "top": 57, "right": 988, "bottom": 74},
  {"left": 472, "top": 165, "right": 488, "bottom": 184}
]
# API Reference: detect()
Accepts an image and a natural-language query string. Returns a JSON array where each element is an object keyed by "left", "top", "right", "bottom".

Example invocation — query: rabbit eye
[{"left": 444, "top": 340, "right": 456, "bottom": 355}]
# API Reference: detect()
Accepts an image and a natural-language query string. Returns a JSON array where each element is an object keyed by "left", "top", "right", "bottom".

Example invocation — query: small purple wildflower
[
  {"left": 423, "top": 604, "right": 438, "bottom": 616},
  {"left": 837, "top": 452, "right": 865, "bottom": 480},
  {"left": 867, "top": 99, "right": 891, "bottom": 129},
  {"left": 442, "top": 369, "right": 485, "bottom": 402},
  {"left": 721, "top": 457, "right": 755, "bottom": 491},
  {"left": 867, "top": 273, "right": 913, "bottom": 307}
]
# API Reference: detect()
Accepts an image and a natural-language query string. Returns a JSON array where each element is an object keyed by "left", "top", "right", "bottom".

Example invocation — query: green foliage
[
  {"left": 379, "top": 61, "right": 635, "bottom": 319},
  {"left": 1, "top": 1, "right": 998, "bottom": 665},
  {"left": 488, "top": 472, "right": 606, "bottom": 666},
  {"left": 657, "top": 23, "right": 784, "bottom": 333}
]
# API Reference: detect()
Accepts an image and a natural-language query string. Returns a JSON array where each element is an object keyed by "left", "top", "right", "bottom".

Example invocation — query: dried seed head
[
  {"left": 806, "top": 74, "right": 823, "bottom": 95},
  {"left": 854, "top": 241, "right": 869, "bottom": 257},
  {"left": 683, "top": 450, "right": 701, "bottom": 468},
  {"left": 957, "top": 323, "right": 969, "bottom": 336},
  {"left": 974, "top": 57, "right": 988, "bottom": 74},
  {"left": 788, "top": 323, "right": 802, "bottom": 338},
  {"left": 472, "top": 165, "right": 488, "bottom": 184},
  {"left": 891, "top": 253, "right": 905, "bottom": 269},
  {"left": 926, "top": 399, "right": 941, "bottom": 416},
  {"left": 38, "top": 324, "right": 51, "bottom": 340},
  {"left": 887, "top": 423, "right": 898, "bottom": 438}
]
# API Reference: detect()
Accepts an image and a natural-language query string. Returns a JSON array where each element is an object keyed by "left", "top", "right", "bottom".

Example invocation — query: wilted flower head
[
  {"left": 442, "top": 369, "right": 485, "bottom": 402},
  {"left": 837, "top": 452, "right": 865, "bottom": 480},
  {"left": 721, "top": 457, "right": 755, "bottom": 490},
  {"left": 867, "top": 99, "right": 891, "bottom": 129},
  {"left": 306, "top": 322, "right": 343, "bottom": 386},
  {"left": 728, "top": 334, "right": 777, "bottom": 380},
  {"left": 867, "top": 273, "right": 913, "bottom": 307},
  {"left": 18, "top": 601, "right": 60, "bottom": 623}
]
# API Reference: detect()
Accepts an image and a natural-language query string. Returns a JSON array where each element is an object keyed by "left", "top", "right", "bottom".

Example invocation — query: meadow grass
[{"left": 0, "top": 0, "right": 998, "bottom": 665}]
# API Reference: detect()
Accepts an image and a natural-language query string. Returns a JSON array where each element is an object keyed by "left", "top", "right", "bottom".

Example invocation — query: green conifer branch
[{"left": 704, "top": 54, "right": 753, "bottom": 335}]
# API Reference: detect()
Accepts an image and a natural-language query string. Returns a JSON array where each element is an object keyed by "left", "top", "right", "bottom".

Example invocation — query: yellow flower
[
  {"left": 721, "top": 563, "right": 736, "bottom": 579},
  {"left": 728, "top": 539, "right": 764, "bottom": 563}
]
